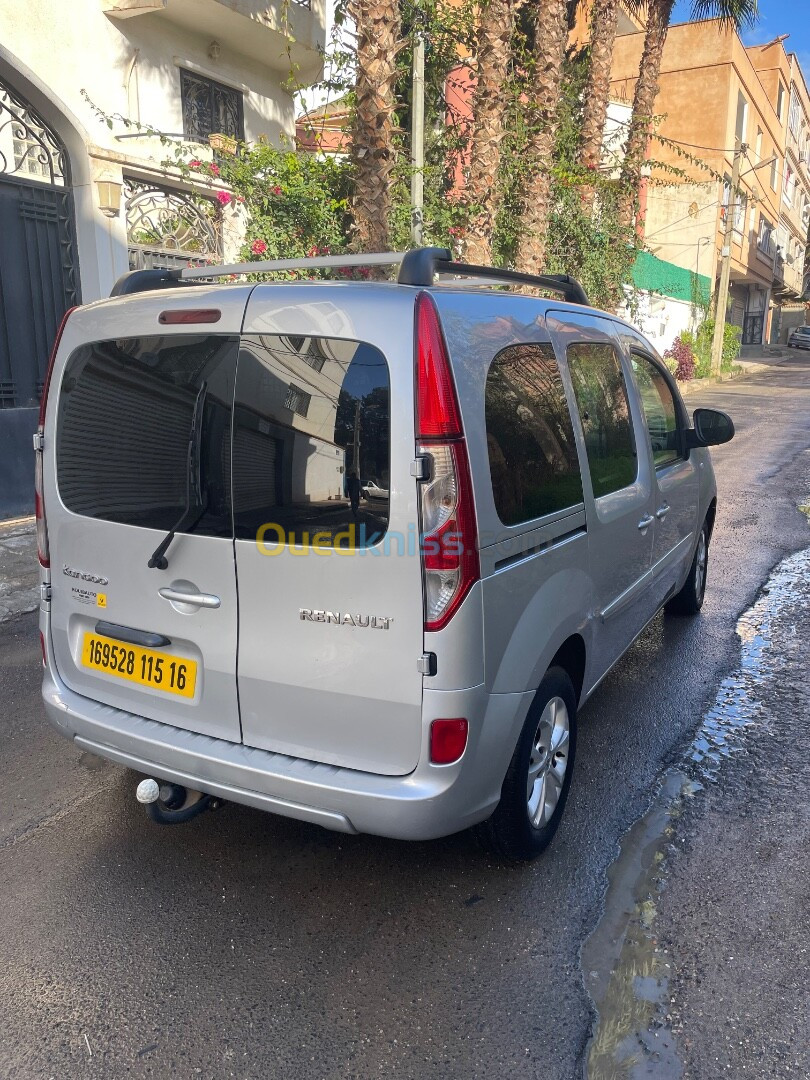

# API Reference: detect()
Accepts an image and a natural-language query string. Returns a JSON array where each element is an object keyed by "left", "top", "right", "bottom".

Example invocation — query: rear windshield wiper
[{"left": 148, "top": 381, "right": 209, "bottom": 570}]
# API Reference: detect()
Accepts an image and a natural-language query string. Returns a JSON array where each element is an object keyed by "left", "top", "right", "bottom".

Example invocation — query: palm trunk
[
  {"left": 579, "top": 0, "right": 620, "bottom": 210},
  {"left": 347, "top": 0, "right": 404, "bottom": 260},
  {"left": 459, "top": 0, "right": 515, "bottom": 266},
  {"left": 514, "top": 0, "right": 570, "bottom": 275},
  {"left": 618, "top": 0, "right": 674, "bottom": 224}
]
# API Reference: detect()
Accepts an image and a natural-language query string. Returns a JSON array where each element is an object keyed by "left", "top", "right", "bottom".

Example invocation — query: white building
[{"left": 0, "top": 0, "right": 325, "bottom": 515}]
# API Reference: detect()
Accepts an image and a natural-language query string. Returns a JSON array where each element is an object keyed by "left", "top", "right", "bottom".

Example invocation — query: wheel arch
[{"left": 548, "top": 634, "right": 586, "bottom": 706}]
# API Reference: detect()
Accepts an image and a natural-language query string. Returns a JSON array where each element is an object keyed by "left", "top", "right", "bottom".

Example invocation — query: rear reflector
[
  {"left": 430, "top": 718, "right": 469, "bottom": 764},
  {"left": 159, "top": 309, "right": 221, "bottom": 325}
]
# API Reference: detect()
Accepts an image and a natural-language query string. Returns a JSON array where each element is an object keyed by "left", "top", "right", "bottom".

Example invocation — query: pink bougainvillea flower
[
  {"left": 250, "top": 238, "right": 268, "bottom": 256},
  {"left": 189, "top": 159, "right": 202, "bottom": 169},
  {"left": 216, "top": 190, "right": 232, "bottom": 205},
  {"left": 209, "top": 163, "right": 221, "bottom": 176},
  {"left": 272, "top": 185, "right": 282, "bottom": 196},
  {"left": 236, "top": 195, "right": 245, "bottom": 203}
]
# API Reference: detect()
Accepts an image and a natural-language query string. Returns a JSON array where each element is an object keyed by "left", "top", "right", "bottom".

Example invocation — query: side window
[
  {"left": 567, "top": 342, "right": 637, "bottom": 499},
  {"left": 485, "top": 342, "right": 583, "bottom": 526},
  {"left": 233, "top": 335, "right": 390, "bottom": 548},
  {"left": 630, "top": 353, "right": 681, "bottom": 468},
  {"left": 56, "top": 335, "right": 237, "bottom": 535}
]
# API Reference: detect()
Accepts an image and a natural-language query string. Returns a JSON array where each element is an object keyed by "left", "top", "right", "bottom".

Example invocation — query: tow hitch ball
[{"left": 136, "top": 778, "right": 223, "bottom": 825}]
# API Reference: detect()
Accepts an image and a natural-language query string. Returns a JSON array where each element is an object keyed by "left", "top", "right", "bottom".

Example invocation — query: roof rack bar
[
  {"left": 397, "top": 247, "right": 589, "bottom": 305},
  {"left": 178, "top": 251, "right": 408, "bottom": 281},
  {"left": 109, "top": 247, "right": 589, "bottom": 304}
]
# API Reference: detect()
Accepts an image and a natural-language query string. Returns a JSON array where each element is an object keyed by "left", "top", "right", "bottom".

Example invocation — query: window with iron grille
[
  {"left": 285, "top": 383, "right": 311, "bottom": 417},
  {"left": 180, "top": 69, "right": 245, "bottom": 144}
]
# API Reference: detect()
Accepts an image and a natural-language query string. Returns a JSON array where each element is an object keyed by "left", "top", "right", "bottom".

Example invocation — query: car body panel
[{"left": 40, "top": 279, "right": 721, "bottom": 839}]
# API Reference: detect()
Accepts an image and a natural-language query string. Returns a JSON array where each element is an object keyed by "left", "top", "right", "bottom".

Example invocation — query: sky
[{"left": 672, "top": 0, "right": 810, "bottom": 78}]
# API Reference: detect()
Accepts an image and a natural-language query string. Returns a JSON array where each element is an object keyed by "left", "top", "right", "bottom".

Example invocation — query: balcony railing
[{"left": 103, "top": 0, "right": 325, "bottom": 79}]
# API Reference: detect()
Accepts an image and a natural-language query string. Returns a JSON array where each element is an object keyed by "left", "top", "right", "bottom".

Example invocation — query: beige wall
[{"left": 611, "top": 20, "right": 810, "bottom": 308}]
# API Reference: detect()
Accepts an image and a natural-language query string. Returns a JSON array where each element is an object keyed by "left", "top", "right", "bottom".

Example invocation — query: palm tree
[
  {"left": 514, "top": 0, "right": 571, "bottom": 274},
  {"left": 579, "top": 0, "right": 641, "bottom": 207},
  {"left": 347, "top": 0, "right": 404, "bottom": 257},
  {"left": 619, "top": 0, "right": 759, "bottom": 222},
  {"left": 459, "top": 0, "right": 516, "bottom": 265}
]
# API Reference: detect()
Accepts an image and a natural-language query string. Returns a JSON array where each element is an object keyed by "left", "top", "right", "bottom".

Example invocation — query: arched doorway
[{"left": 0, "top": 74, "right": 79, "bottom": 515}]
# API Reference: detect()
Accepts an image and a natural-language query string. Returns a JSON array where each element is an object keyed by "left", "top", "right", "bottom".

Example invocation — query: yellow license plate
[{"left": 81, "top": 633, "right": 197, "bottom": 698}]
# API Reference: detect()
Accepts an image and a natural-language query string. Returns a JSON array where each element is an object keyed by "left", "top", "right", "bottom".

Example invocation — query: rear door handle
[
  {"left": 159, "top": 587, "right": 221, "bottom": 609},
  {"left": 655, "top": 503, "right": 670, "bottom": 519},
  {"left": 638, "top": 514, "right": 654, "bottom": 531}
]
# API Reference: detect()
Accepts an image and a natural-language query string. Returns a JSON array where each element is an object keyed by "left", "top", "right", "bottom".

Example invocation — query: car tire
[
  {"left": 477, "top": 667, "right": 577, "bottom": 861},
  {"left": 665, "top": 519, "right": 709, "bottom": 616}
]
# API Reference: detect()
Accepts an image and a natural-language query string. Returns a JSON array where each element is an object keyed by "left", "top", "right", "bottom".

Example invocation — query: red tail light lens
[
  {"left": 39, "top": 306, "right": 76, "bottom": 427},
  {"left": 35, "top": 450, "right": 49, "bottom": 567},
  {"left": 416, "top": 292, "right": 462, "bottom": 438},
  {"left": 36, "top": 305, "right": 76, "bottom": 568},
  {"left": 415, "top": 292, "right": 479, "bottom": 632},
  {"left": 430, "top": 718, "right": 469, "bottom": 764}
]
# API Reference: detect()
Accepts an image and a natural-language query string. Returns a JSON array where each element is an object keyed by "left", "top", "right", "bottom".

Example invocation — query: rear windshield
[
  {"left": 56, "top": 335, "right": 237, "bottom": 536},
  {"left": 234, "top": 334, "right": 390, "bottom": 548},
  {"left": 56, "top": 332, "right": 391, "bottom": 550}
]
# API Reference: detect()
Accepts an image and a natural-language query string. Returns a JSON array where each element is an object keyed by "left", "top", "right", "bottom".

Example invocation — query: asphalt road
[{"left": 2, "top": 354, "right": 809, "bottom": 1080}]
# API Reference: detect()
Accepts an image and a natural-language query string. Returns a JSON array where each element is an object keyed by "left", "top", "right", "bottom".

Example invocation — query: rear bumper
[{"left": 40, "top": 614, "right": 531, "bottom": 841}]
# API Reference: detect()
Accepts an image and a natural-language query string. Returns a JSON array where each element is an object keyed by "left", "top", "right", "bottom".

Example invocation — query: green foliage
[
  {"left": 681, "top": 320, "right": 741, "bottom": 377},
  {"left": 493, "top": 46, "right": 642, "bottom": 310},
  {"left": 178, "top": 141, "right": 353, "bottom": 268}
]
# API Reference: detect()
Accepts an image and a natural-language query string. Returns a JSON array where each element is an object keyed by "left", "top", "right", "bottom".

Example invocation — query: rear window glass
[
  {"left": 485, "top": 343, "right": 583, "bottom": 526},
  {"left": 233, "top": 335, "right": 390, "bottom": 548},
  {"left": 567, "top": 342, "right": 637, "bottom": 499},
  {"left": 56, "top": 335, "right": 237, "bottom": 535}
]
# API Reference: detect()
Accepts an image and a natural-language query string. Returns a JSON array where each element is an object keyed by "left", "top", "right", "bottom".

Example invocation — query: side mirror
[{"left": 686, "top": 408, "right": 735, "bottom": 448}]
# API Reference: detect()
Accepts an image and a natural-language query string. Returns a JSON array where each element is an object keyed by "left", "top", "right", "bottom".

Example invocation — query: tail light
[
  {"left": 415, "top": 293, "right": 480, "bottom": 632},
  {"left": 35, "top": 306, "right": 76, "bottom": 568}
]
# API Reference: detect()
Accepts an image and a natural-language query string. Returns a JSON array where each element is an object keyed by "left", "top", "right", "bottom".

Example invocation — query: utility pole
[
  {"left": 711, "top": 139, "right": 745, "bottom": 376},
  {"left": 410, "top": 1, "right": 425, "bottom": 246}
]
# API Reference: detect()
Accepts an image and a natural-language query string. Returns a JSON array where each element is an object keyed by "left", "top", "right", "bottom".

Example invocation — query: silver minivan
[{"left": 38, "top": 248, "right": 733, "bottom": 860}]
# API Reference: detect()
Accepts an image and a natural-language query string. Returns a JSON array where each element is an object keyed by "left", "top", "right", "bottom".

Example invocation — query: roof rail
[
  {"left": 110, "top": 253, "right": 408, "bottom": 296},
  {"left": 109, "top": 247, "right": 589, "bottom": 305},
  {"left": 398, "top": 247, "right": 590, "bottom": 305}
]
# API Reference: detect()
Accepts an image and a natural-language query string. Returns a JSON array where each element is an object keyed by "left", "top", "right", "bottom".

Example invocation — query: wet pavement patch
[{"left": 581, "top": 538, "right": 810, "bottom": 1080}]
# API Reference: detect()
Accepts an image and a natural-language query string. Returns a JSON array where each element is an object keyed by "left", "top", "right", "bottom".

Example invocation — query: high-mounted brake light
[
  {"left": 159, "top": 308, "right": 221, "bottom": 325},
  {"left": 35, "top": 306, "right": 76, "bottom": 567},
  {"left": 415, "top": 293, "right": 480, "bottom": 632}
]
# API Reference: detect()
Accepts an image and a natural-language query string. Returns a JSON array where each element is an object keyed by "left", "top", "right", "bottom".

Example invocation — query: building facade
[
  {"left": 610, "top": 20, "right": 810, "bottom": 350},
  {"left": 0, "top": 0, "right": 326, "bottom": 516}
]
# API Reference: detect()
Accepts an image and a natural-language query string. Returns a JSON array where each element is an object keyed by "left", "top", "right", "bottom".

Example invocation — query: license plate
[{"left": 81, "top": 632, "right": 197, "bottom": 698}]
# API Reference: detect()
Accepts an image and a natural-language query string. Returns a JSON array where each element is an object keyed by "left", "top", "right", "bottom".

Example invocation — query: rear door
[
  {"left": 547, "top": 311, "right": 658, "bottom": 683},
  {"left": 626, "top": 347, "right": 698, "bottom": 608},
  {"left": 46, "top": 289, "right": 252, "bottom": 743},
  {"left": 234, "top": 285, "right": 424, "bottom": 775}
]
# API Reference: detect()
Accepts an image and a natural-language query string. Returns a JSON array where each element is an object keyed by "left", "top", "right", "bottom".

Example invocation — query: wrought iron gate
[{"left": 0, "top": 76, "right": 79, "bottom": 515}]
